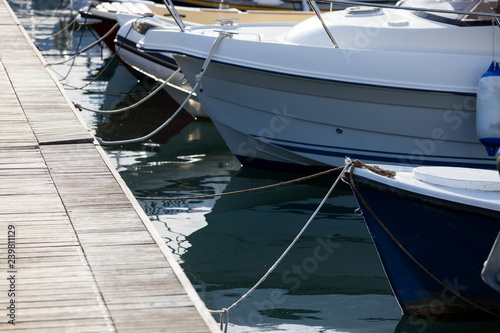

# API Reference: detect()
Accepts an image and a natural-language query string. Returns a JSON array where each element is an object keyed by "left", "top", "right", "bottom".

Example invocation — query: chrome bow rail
[
  {"left": 162, "top": 0, "right": 185, "bottom": 31},
  {"left": 308, "top": 0, "right": 338, "bottom": 47}
]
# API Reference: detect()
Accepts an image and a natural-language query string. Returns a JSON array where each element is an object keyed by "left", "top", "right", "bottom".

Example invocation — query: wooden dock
[{"left": 0, "top": 0, "right": 220, "bottom": 331}]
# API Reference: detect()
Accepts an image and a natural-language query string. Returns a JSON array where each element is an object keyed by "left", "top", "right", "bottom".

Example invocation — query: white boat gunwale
[
  {"left": 348, "top": 164, "right": 500, "bottom": 213},
  {"left": 137, "top": 13, "right": 497, "bottom": 94},
  {"left": 140, "top": 42, "right": 485, "bottom": 95}
]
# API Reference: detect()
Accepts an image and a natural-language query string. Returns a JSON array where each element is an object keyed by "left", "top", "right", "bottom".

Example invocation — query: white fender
[{"left": 477, "top": 62, "right": 500, "bottom": 156}]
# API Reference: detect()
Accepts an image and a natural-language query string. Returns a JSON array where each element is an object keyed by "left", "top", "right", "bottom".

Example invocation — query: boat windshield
[{"left": 397, "top": 0, "right": 499, "bottom": 25}]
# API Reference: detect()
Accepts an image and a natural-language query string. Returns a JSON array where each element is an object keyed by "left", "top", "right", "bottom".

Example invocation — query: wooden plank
[
  {"left": 0, "top": 0, "right": 220, "bottom": 331},
  {"left": 0, "top": 320, "right": 113, "bottom": 333}
]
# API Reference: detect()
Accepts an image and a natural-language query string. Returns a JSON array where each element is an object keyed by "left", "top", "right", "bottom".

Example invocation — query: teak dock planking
[{"left": 0, "top": 0, "right": 220, "bottom": 331}]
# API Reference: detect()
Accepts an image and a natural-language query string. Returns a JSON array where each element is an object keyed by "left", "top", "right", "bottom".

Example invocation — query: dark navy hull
[{"left": 349, "top": 173, "right": 500, "bottom": 320}]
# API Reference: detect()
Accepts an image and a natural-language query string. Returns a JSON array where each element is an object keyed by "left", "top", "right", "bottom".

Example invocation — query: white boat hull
[
  {"left": 118, "top": 44, "right": 208, "bottom": 118},
  {"left": 174, "top": 55, "right": 493, "bottom": 170},
  {"left": 114, "top": 15, "right": 209, "bottom": 118}
]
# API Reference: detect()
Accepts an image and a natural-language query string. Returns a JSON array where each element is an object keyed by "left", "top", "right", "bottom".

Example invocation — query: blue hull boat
[{"left": 345, "top": 162, "right": 500, "bottom": 319}]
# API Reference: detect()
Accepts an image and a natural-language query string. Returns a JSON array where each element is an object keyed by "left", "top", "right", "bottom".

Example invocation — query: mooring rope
[
  {"left": 46, "top": 23, "right": 119, "bottom": 66},
  {"left": 33, "top": 16, "right": 79, "bottom": 40},
  {"left": 97, "top": 82, "right": 196, "bottom": 146},
  {"left": 67, "top": 24, "right": 134, "bottom": 90},
  {"left": 48, "top": 11, "right": 90, "bottom": 82},
  {"left": 135, "top": 166, "right": 342, "bottom": 201},
  {"left": 195, "top": 31, "right": 235, "bottom": 92},
  {"left": 75, "top": 68, "right": 181, "bottom": 113},
  {"left": 347, "top": 160, "right": 500, "bottom": 319},
  {"left": 209, "top": 163, "right": 352, "bottom": 333},
  {"left": 97, "top": 32, "right": 232, "bottom": 145}
]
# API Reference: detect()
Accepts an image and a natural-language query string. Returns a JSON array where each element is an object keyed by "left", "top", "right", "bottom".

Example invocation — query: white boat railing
[
  {"left": 162, "top": 0, "right": 185, "bottom": 31},
  {"left": 308, "top": 0, "right": 338, "bottom": 47}
]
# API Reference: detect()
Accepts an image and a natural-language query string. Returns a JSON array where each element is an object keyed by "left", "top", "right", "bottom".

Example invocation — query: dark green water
[{"left": 10, "top": 1, "right": 500, "bottom": 331}]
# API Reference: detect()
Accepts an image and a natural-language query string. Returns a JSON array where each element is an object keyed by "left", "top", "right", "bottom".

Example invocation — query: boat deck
[{"left": 0, "top": 0, "right": 219, "bottom": 331}]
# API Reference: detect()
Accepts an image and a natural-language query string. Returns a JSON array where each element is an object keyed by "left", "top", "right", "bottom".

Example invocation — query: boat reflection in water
[
  {"left": 182, "top": 169, "right": 402, "bottom": 332},
  {"left": 182, "top": 170, "right": 388, "bottom": 292},
  {"left": 107, "top": 120, "right": 241, "bottom": 255},
  {"left": 134, "top": 151, "right": 402, "bottom": 331}
]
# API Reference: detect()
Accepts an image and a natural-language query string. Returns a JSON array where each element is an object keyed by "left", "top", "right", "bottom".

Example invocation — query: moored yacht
[{"left": 138, "top": 0, "right": 500, "bottom": 171}]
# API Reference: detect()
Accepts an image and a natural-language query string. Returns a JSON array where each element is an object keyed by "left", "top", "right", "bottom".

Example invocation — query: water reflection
[
  {"left": 183, "top": 170, "right": 388, "bottom": 293},
  {"left": 93, "top": 85, "right": 194, "bottom": 144},
  {"left": 106, "top": 120, "right": 241, "bottom": 256},
  {"left": 179, "top": 168, "right": 400, "bottom": 332}
]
